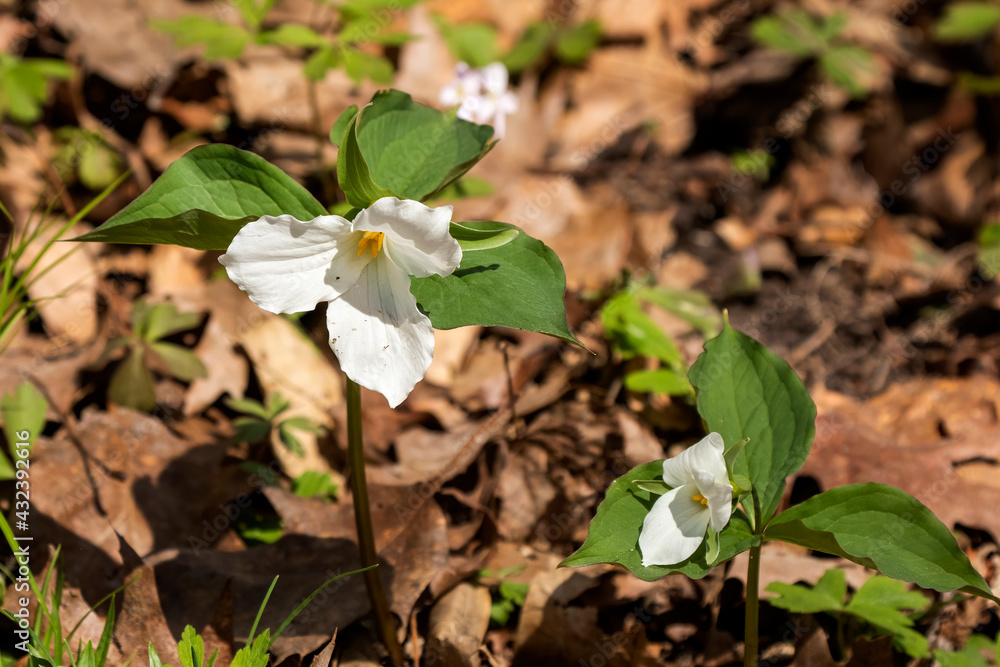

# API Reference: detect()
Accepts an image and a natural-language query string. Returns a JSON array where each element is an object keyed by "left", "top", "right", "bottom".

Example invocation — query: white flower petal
[
  {"left": 439, "top": 83, "right": 463, "bottom": 106},
  {"left": 220, "top": 214, "right": 369, "bottom": 314},
  {"left": 693, "top": 469, "right": 734, "bottom": 533},
  {"left": 492, "top": 107, "right": 508, "bottom": 139},
  {"left": 326, "top": 256, "right": 433, "bottom": 408},
  {"left": 661, "top": 432, "right": 727, "bottom": 487},
  {"left": 352, "top": 197, "right": 461, "bottom": 278},
  {"left": 458, "top": 96, "right": 495, "bottom": 124},
  {"left": 639, "top": 484, "right": 711, "bottom": 567},
  {"left": 480, "top": 62, "right": 510, "bottom": 95},
  {"left": 499, "top": 91, "right": 519, "bottom": 114}
]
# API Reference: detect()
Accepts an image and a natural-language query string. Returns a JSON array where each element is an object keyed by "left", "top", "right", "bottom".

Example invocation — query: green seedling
[
  {"left": 226, "top": 392, "right": 322, "bottom": 457},
  {"left": 52, "top": 127, "right": 124, "bottom": 192},
  {"left": 0, "top": 53, "right": 72, "bottom": 123},
  {"left": 977, "top": 223, "right": 1000, "bottom": 278},
  {"left": 153, "top": 0, "right": 421, "bottom": 83},
  {"left": 730, "top": 149, "right": 776, "bottom": 183},
  {"left": 477, "top": 566, "right": 529, "bottom": 627},
  {"left": 291, "top": 470, "right": 338, "bottom": 501},
  {"left": 751, "top": 9, "right": 877, "bottom": 98},
  {"left": 434, "top": 14, "right": 601, "bottom": 72},
  {"left": 0, "top": 381, "right": 45, "bottom": 480},
  {"left": 767, "top": 568, "right": 931, "bottom": 659},
  {"left": 933, "top": 632, "right": 1000, "bottom": 666},
  {"left": 104, "top": 301, "right": 206, "bottom": 412},
  {"left": 602, "top": 286, "right": 722, "bottom": 397},
  {"left": 935, "top": 2, "right": 1000, "bottom": 41}
]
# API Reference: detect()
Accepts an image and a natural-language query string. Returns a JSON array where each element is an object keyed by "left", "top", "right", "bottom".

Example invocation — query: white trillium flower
[
  {"left": 439, "top": 62, "right": 519, "bottom": 139},
  {"left": 220, "top": 196, "right": 462, "bottom": 408},
  {"left": 638, "top": 432, "right": 734, "bottom": 567}
]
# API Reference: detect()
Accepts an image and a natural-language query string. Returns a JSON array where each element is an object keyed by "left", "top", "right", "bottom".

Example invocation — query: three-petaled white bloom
[
  {"left": 220, "top": 197, "right": 462, "bottom": 408},
  {"left": 439, "top": 62, "right": 519, "bottom": 139},
  {"left": 638, "top": 433, "right": 734, "bottom": 567}
]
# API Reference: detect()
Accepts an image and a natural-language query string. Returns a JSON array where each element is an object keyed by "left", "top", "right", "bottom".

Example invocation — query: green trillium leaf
[
  {"left": 411, "top": 221, "right": 579, "bottom": 346},
  {"left": 765, "top": 483, "right": 1000, "bottom": 603},
  {"left": 688, "top": 317, "right": 816, "bottom": 523},
  {"left": 450, "top": 222, "right": 519, "bottom": 251},
  {"left": 353, "top": 90, "right": 495, "bottom": 203},
  {"left": 76, "top": 145, "right": 326, "bottom": 250}
]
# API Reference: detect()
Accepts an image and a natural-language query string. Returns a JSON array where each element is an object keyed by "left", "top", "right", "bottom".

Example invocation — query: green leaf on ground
[
  {"left": 819, "top": 46, "right": 877, "bottom": 98},
  {"left": 766, "top": 568, "right": 847, "bottom": 613},
  {"left": 935, "top": 2, "right": 1000, "bottom": 41},
  {"left": 767, "top": 569, "right": 931, "bottom": 658},
  {"left": 977, "top": 222, "right": 1000, "bottom": 278},
  {"left": 109, "top": 347, "right": 157, "bottom": 412},
  {"left": 257, "top": 24, "right": 327, "bottom": 47},
  {"left": 555, "top": 21, "right": 602, "bottom": 64},
  {"left": 846, "top": 576, "right": 930, "bottom": 658},
  {"left": 751, "top": 9, "right": 829, "bottom": 55},
  {"left": 1, "top": 381, "right": 46, "bottom": 457},
  {"left": 434, "top": 15, "right": 499, "bottom": 67},
  {"left": 342, "top": 49, "right": 394, "bottom": 84},
  {"left": 934, "top": 634, "right": 997, "bottom": 667},
  {"left": 0, "top": 54, "right": 73, "bottom": 123},
  {"left": 152, "top": 17, "right": 251, "bottom": 60}
]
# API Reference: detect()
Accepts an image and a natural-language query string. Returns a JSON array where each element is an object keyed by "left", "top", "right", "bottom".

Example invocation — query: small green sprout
[
  {"left": 104, "top": 301, "right": 206, "bottom": 412},
  {"left": 477, "top": 566, "right": 530, "bottom": 627},
  {"left": 767, "top": 569, "right": 932, "bottom": 659},
  {"left": 935, "top": 2, "right": 1000, "bottom": 41},
  {"left": 751, "top": 9, "right": 877, "bottom": 98},
  {"left": 225, "top": 392, "right": 323, "bottom": 457},
  {"left": 602, "top": 286, "right": 721, "bottom": 397},
  {"left": 0, "top": 53, "right": 72, "bottom": 123},
  {"left": 152, "top": 0, "right": 418, "bottom": 83}
]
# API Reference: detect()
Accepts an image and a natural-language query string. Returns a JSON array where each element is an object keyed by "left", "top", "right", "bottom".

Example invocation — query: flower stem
[
  {"left": 744, "top": 543, "right": 762, "bottom": 667},
  {"left": 346, "top": 379, "right": 404, "bottom": 667}
]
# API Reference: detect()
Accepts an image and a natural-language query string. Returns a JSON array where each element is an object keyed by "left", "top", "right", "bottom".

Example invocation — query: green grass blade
[
  {"left": 246, "top": 576, "right": 279, "bottom": 646},
  {"left": 270, "top": 565, "right": 376, "bottom": 644},
  {"left": 95, "top": 593, "right": 115, "bottom": 666},
  {"left": 67, "top": 573, "right": 140, "bottom": 642}
]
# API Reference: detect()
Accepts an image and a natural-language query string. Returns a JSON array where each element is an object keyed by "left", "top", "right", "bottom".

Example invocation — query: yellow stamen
[
  {"left": 357, "top": 231, "right": 385, "bottom": 258},
  {"left": 692, "top": 493, "right": 708, "bottom": 506}
]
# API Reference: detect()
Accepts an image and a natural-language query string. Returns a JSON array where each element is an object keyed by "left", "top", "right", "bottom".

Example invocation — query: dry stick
[{"left": 345, "top": 378, "right": 404, "bottom": 667}]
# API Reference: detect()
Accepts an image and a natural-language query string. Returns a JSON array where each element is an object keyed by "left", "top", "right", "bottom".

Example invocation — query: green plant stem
[
  {"left": 346, "top": 378, "right": 404, "bottom": 667},
  {"left": 744, "top": 543, "right": 761, "bottom": 667}
]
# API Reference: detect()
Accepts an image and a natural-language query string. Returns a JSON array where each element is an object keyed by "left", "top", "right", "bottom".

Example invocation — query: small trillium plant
[
  {"left": 78, "top": 88, "right": 580, "bottom": 665},
  {"left": 562, "top": 315, "right": 1000, "bottom": 666}
]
